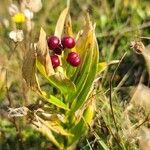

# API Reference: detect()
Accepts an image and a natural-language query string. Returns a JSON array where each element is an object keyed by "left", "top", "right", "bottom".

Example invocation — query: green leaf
[
  {"left": 68, "top": 118, "right": 87, "bottom": 146},
  {"left": 66, "top": 15, "right": 94, "bottom": 103},
  {"left": 67, "top": 15, "right": 99, "bottom": 114},
  {"left": 36, "top": 60, "right": 76, "bottom": 95},
  {"left": 68, "top": 100, "right": 95, "bottom": 146},
  {"left": 98, "top": 140, "right": 109, "bottom": 150},
  {"left": 70, "top": 15, "right": 95, "bottom": 83},
  {"left": 67, "top": 47, "right": 92, "bottom": 103},
  {"left": 39, "top": 93, "right": 69, "bottom": 110},
  {"left": 72, "top": 35, "right": 98, "bottom": 112}
]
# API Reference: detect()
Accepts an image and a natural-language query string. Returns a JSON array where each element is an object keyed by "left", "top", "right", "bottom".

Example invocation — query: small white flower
[
  {"left": 9, "top": 30, "right": 24, "bottom": 42},
  {"left": 26, "top": 0, "right": 42, "bottom": 13},
  {"left": 23, "top": 9, "right": 34, "bottom": 20},
  {"left": 8, "top": 4, "right": 19, "bottom": 16}
]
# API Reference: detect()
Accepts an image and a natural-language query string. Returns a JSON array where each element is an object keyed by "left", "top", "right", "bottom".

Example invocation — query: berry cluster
[{"left": 47, "top": 35, "right": 80, "bottom": 68}]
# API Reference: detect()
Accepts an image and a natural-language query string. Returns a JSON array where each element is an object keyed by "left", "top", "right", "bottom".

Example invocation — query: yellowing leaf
[
  {"left": 0, "top": 68, "right": 6, "bottom": 90},
  {"left": 97, "top": 60, "right": 119, "bottom": 75},
  {"left": 75, "top": 14, "right": 93, "bottom": 57},
  {"left": 97, "top": 62, "right": 107, "bottom": 74},
  {"left": 44, "top": 121, "right": 72, "bottom": 136},
  {"left": 83, "top": 100, "right": 95, "bottom": 124},
  {"left": 62, "top": 15, "right": 78, "bottom": 78},
  {"left": 67, "top": 14, "right": 99, "bottom": 115},
  {"left": 54, "top": 7, "right": 69, "bottom": 38},
  {"left": 64, "top": 15, "right": 73, "bottom": 37},
  {"left": 32, "top": 118, "right": 62, "bottom": 149},
  {"left": 71, "top": 36, "right": 98, "bottom": 113},
  {"left": 36, "top": 28, "right": 55, "bottom": 76}
]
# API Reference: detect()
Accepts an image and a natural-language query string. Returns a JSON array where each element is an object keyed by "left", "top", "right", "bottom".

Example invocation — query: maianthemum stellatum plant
[{"left": 21, "top": 4, "right": 105, "bottom": 150}]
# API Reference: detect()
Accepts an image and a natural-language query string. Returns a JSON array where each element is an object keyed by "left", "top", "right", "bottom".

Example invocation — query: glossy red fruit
[
  {"left": 61, "top": 36, "right": 75, "bottom": 49},
  {"left": 67, "top": 52, "right": 78, "bottom": 61},
  {"left": 50, "top": 55, "right": 60, "bottom": 68},
  {"left": 67, "top": 52, "right": 80, "bottom": 67},
  {"left": 47, "top": 36, "right": 59, "bottom": 50},
  {"left": 70, "top": 57, "right": 80, "bottom": 67}
]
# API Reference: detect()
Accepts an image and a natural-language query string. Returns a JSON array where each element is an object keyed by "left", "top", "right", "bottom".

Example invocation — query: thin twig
[
  {"left": 109, "top": 52, "right": 127, "bottom": 131},
  {"left": 105, "top": 124, "right": 123, "bottom": 149},
  {"left": 108, "top": 52, "right": 127, "bottom": 149},
  {"left": 135, "top": 115, "right": 149, "bottom": 129},
  {"left": 140, "top": 36, "right": 150, "bottom": 40}
]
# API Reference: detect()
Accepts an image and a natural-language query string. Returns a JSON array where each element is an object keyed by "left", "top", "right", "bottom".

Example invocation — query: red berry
[
  {"left": 67, "top": 52, "right": 80, "bottom": 67},
  {"left": 70, "top": 57, "right": 80, "bottom": 67},
  {"left": 61, "top": 36, "right": 75, "bottom": 49},
  {"left": 50, "top": 55, "right": 60, "bottom": 68},
  {"left": 47, "top": 36, "right": 59, "bottom": 50},
  {"left": 53, "top": 48, "right": 62, "bottom": 55},
  {"left": 67, "top": 52, "right": 77, "bottom": 61},
  {"left": 53, "top": 44, "right": 63, "bottom": 55}
]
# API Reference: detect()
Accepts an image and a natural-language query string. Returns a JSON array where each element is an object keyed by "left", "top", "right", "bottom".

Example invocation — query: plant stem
[
  {"left": 6, "top": 70, "right": 24, "bottom": 150},
  {"left": 109, "top": 52, "right": 127, "bottom": 149}
]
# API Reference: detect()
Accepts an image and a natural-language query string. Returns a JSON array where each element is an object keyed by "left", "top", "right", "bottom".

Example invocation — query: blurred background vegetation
[{"left": 0, "top": 0, "right": 150, "bottom": 149}]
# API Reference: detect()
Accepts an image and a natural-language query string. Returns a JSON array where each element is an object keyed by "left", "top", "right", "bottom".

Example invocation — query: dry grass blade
[
  {"left": 36, "top": 28, "right": 55, "bottom": 76},
  {"left": 22, "top": 47, "right": 41, "bottom": 92},
  {"left": 54, "top": 7, "right": 69, "bottom": 38},
  {"left": 130, "top": 84, "right": 150, "bottom": 112},
  {"left": 32, "top": 114, "right": 63, "bottom": 149}
]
